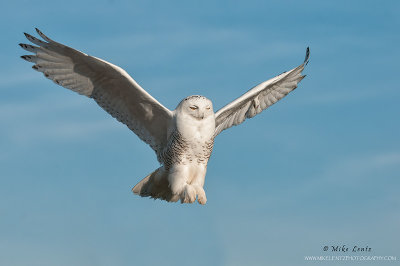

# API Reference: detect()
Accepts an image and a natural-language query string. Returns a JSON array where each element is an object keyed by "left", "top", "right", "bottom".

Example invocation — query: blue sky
[{"left": 1, "top": 0, "right": 399, "bottom": 265}]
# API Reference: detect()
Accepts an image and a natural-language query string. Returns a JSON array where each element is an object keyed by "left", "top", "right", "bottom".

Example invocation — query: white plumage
[{"left": 20, "top": 29, "right": 309, "bottom": 205}]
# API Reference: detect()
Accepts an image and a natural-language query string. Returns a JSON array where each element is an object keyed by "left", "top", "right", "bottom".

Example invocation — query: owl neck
[{"left": 174, "top": 111, "right": 215, "bottom": 141}]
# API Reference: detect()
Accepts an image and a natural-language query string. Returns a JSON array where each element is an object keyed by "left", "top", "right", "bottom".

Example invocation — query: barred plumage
[{"left": 159, "top": 131, "right": 215, "bottom": 170}]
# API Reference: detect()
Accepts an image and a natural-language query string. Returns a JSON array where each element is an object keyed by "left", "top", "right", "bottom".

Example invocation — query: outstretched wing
[
  {"left": 20, "top": 28, "right": 173, "bottom": 156},
  {"left": 214, "top": 47, "right": 309, "bottom": 136}
]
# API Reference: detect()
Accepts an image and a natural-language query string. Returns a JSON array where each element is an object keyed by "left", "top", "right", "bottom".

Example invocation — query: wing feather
[
  {"left": 214, "top": 48, "right": 309, "bottom": 136},
  {"left": 20, "top": 29, "right": 173, "bottom": 157}
]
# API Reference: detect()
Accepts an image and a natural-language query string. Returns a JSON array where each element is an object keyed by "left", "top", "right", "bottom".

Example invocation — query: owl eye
[
  {"left": 206, "top": 106, "right": 210, "bottom": 110},
  {"left": 189, "top": 106, "right": 198, "bottom": 110}
]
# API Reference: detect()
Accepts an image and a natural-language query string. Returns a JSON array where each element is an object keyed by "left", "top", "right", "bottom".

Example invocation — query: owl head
[{"left": 176, "top": 95, "right": 214, "bottom": 120}]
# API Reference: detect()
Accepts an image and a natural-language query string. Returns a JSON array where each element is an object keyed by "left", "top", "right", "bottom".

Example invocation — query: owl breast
[{"left": 160, "top": 130, "right": 214, "bottom": 171}]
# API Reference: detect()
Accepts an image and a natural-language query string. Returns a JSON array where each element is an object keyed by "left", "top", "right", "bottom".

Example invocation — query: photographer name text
[{"left": 323, "top": 245, "right": 371, "bottom": 253}]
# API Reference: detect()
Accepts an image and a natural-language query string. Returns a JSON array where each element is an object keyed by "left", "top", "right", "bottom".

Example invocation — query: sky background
[{"left": 1, "top": 0, "right": 399, "bottom": 265}]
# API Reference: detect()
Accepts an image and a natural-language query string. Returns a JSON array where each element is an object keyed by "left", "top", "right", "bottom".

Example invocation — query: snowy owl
[{"left": 20, "top": 29, "right": 309, "bottom": 205}]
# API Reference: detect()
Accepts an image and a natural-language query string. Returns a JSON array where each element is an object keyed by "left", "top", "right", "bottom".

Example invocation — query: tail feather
[{"left": 132, "top": 168, "right": 178, "bottom": 202}]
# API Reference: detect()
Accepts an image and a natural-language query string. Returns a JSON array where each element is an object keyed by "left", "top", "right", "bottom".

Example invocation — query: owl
[{"left": 20, "top": 29, "right": 309, "bottom": 205}]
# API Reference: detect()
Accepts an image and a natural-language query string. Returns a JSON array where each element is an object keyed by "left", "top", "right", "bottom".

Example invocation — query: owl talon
[
  {"left": 197, "top": 194, "right": 207, "bottom": 205},
  {"left": 181, "top": 185, "right": 196, "bottom": 203},
  {"left": 193, "top": 185, "right": 207, "bottom": 205}
]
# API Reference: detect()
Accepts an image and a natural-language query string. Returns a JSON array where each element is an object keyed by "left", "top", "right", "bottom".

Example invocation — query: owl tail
[{"left": 132, "top": 167, "right": 178, "bottom": 202}]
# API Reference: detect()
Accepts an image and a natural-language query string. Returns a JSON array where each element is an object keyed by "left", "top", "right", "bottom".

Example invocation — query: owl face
[{"left": 178, "top": 95, "right": 214, "bottom": 120}]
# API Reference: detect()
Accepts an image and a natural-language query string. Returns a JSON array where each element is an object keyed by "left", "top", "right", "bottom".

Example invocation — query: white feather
[
  {"left": 214, "top": 47, "right": 309, "bottom": 136},
  {"left": 20, "top": 29, "right": 173, "bottom": 157}
]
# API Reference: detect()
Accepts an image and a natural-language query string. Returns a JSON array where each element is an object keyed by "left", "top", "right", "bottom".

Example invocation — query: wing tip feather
[
  {"left": 35, "top": 27, "right": 53, "bottom": 42},
  {"left": 20, "top": 55, "right": 32, "bottom": 62},
  {"left": 304, "top": 47, "right": 310, "bottom": 65}
]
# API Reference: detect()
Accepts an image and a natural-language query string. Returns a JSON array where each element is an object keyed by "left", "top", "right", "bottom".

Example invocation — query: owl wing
[
  {"left": 20, "top": 28, "right": 173, "bottom": 155},
  {"left": 214, "top": 48, "right": 309, "bottom": 136}
]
